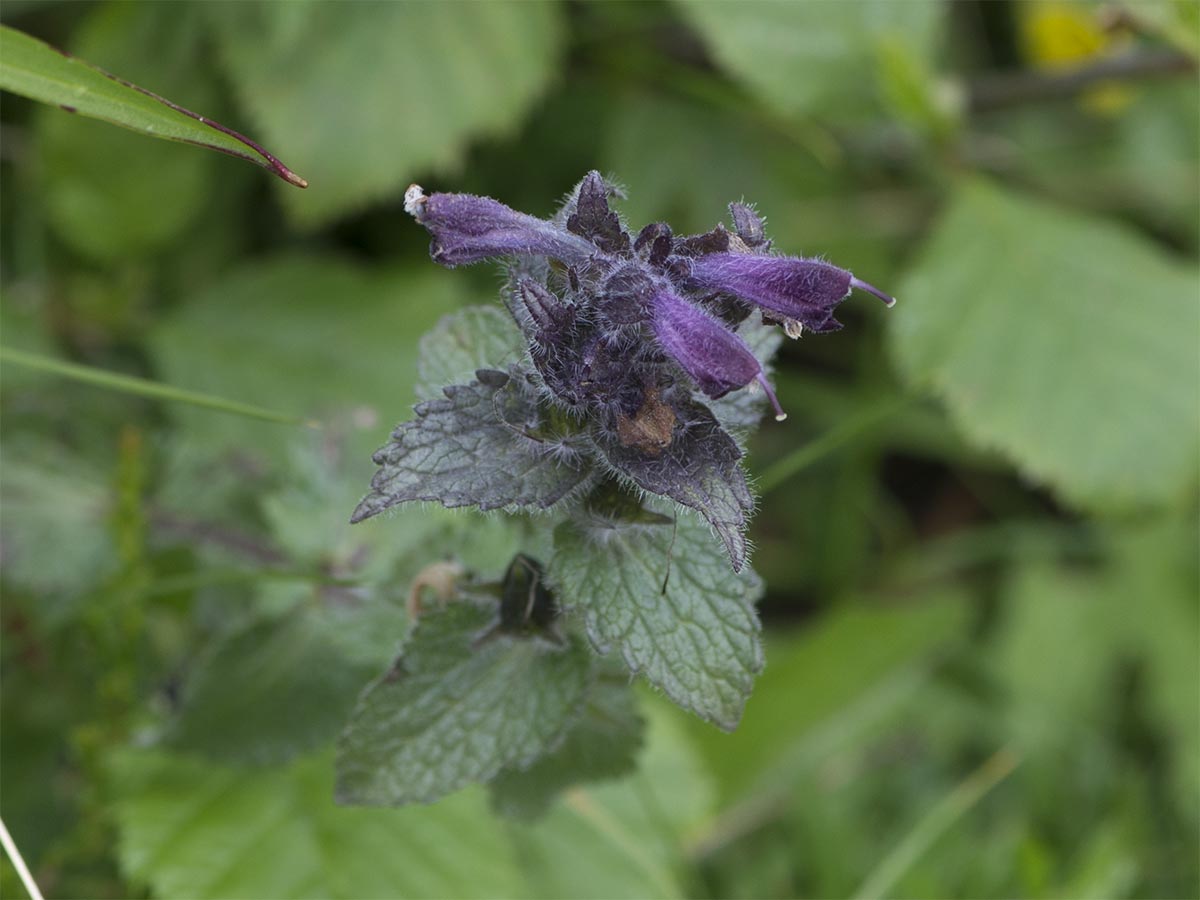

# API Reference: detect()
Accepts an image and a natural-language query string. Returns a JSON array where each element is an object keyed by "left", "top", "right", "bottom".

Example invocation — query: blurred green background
[{"left": 1, "top": 1, "right": 1197, "bottom": 898}]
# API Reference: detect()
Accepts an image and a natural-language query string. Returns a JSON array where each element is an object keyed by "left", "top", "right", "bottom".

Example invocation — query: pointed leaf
[
  {"left": 0, "top": 24, "right": 305, "bottom": 187},
  {"left": 336, "top": 598, "right": 592, "bottom": 805},
  {"left": 353, "top": 369, "right": 591, "bottom": 522},
  {"left": 594, "top": 396, "right": 753, "bottom": 571},
  {"left": 550, "top": 510, "right": 763, "bottom": 730}
]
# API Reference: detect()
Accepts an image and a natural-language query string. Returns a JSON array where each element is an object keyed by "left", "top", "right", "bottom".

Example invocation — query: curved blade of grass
[
  {"left": 852, "top": 746, "right": 1020, "bottom": 900},
  {"left": 0, "top": 25, "right": 307, "bottom": 188},
  {"left": 0, "top": 347, "right": 315, "bottom": 427}
]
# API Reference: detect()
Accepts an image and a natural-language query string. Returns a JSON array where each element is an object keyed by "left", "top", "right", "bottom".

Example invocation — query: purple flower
[
  {"left": 651, "top": 287, "right": 786, "bottom": 420},
  {"left": 685, "top": 253, "right": 896, "bottom": 335},
  {"left": 404, "top": 185, "right": 594, "bottom": 268}
]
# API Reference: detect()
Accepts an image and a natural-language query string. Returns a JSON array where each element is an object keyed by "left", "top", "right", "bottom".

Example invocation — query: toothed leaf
[
  {"left": 336, "top": 597, "right": 591, "bottom": 805},
  {"left": 353, "top": 368, "right": 590, "bottom": 522},
  {"left": 550, "top": 510, "right": 763, "bottom": 730}
]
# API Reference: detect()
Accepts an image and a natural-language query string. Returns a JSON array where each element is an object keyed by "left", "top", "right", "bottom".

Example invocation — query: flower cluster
[{"left": 361, "top": 173, "right": 893, "bottom": 571}]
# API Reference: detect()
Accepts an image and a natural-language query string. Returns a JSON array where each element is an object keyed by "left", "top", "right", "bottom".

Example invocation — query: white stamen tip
[
  {"left": 756, "top": 373, "right": 787, "bottom": 423},
  {"left": 783, "top": 318, "right": 804, "bottom": 339},
  {"left": 403, "top": 184, "right": 427, "bottom": 218}
]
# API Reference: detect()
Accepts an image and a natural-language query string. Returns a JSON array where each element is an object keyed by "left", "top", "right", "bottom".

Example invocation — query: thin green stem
[
  {"left": 758, "top": 396, "right": 910, "bottom": 494},
  {"left": 852, "top": 746, "right": 1021, "bottom": 900},
  {"left": 0, "top": 346, "right": 316, "bottom": 427}
]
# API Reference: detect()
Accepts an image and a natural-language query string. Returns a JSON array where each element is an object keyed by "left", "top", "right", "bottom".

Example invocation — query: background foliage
[{"left": 2, "top": 1, "right": 1197, "bottom": 898}]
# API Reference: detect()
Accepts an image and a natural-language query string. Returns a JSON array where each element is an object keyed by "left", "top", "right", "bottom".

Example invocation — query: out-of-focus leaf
[
  {"left": 892, "top": 179, "right": 1200, "bottom": 510},
  {"left": 0, "top": 21, "right": 304, "bottom": 191},
  {"left": 109, "top": 749, "right": 525, "bottom": 899},
  {"left": 168, "top": 605, "right": 394, "bottom": 766},
  {"left": 352, "top": 369, "right": 592, "bottom": 523},
  {"left": 204, "top": 1, "right": 561, "bottom": 226},
  {"left": 671, "top": 0, "right": 943, "bottom": 120},
  {"left": 0, "top": 439, "right": 114, "bottom": 612},
  {"left": 152, "top": 256, "right": 469, "bottom": 468},
  {"left": 336, "top": 598, "right": 591, "bottom": 806},
  {"left": 691, "top": 592, "right": 968, "bottom": 804},
  {"left": 490, "top": 670, "right": 644, "bottom": 821},
  {"left": 550, "top": 509, "right": 763, "bottom": 730},
  {"left": 415, "top": 306, "right": 525, "bottom": 401},
  {"left": 511, "top": 699, "right": 715, "bottom": 899}
]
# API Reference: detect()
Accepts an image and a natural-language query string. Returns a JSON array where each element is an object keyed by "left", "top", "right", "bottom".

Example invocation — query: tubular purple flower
[
  {"left": 651, "top": 288, "right": 786, "bottom": 421},
  {"left": 685, "top": 253, "right": 895, "bottom": 334},
  {"left": 404, "top": 185, "right": 595, "bottom": 268}
]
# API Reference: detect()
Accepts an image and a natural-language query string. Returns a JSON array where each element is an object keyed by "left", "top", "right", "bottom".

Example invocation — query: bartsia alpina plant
[{"left": 352, "top": 172, "right": 894, "bottom": 572}]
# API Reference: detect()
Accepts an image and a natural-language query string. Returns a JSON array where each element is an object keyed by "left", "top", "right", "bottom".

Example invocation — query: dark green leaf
[
  {"left": 415, "top": 306, "right": 526, "bottom": 401},
  {"left": 892, "top": 179, "right": 1200, "bottom": 509},
  {"left": 0, "top": 21, "right": 304, "bottom": 190},
  {"left": 168, "top": 606, "right": 395, "bottom": 766},
  {"left": 336, "top": 598, "right": 592, "bottom": 805},
  {"left": 490, "top": 670, "right": 645, "bottom": 821},
  {"left": 353, "top": 368, "right": 592, "bottom": 523},
  {"left": 550, "top": 509, "right": 763, "bottom": 730}
]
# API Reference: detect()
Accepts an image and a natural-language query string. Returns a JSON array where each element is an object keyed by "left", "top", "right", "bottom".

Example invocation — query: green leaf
[
  {"left": 490, "top": 669, "right": 645, "bottom": 821},
  {"left": 204, "top": 2, "right": 561, "bottom": 226},
  {"left": 0, "top": 22, "right": 304, "bottom": 189},
  {"left": 152, "top": 256, "right": 469, "bottom": 468},
  {"left": 891, "top": 179, "right": 1200, "bottom": 509},
  {"left": 168, "top": 605, "right": 394, "bottom": 766},
  {"left": 336, "top": 597, "right": 592, "bottom": 806},
  {"left": 550, "top": 509, "right": 763, "bottom": 730},
  {"left": 415, "top": 306, "right": 525, "bottom": 401},
  {"left": 352, "top": 369, "right": 592, "bottom": 523},
  {"left": 671, "top": 0, "right": 943, "bottom": 120},
  {"left": 109, "top": 749, "right": 526, "bottom": 899},
  {"left": 511, "top": 699, "right": 715, "bottom": 900}
]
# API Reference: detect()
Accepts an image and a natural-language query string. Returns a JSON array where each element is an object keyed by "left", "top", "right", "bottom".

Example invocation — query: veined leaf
[
  {"left": 892, "top": 179, "right": 1200, "bottom": 509},
  {"left": 550, "top": 509, "right": 763, "bottom": 730},
  {"left": 336, "top": 598, "right": 592, "bottom": 806},
  {"left": 0, "top": 24, "right": 305, "bottom": 187},
  {"left": 415, "top": 306, "right": 526, "bottom": 401}
]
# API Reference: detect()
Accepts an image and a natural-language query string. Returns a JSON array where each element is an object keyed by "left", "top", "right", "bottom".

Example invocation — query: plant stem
[
  {"left": 968, "top": 50, "right": 1196, "bottom": 112},
  {"left": 758, "top": 396, "right": 908, "bottom": 494}
]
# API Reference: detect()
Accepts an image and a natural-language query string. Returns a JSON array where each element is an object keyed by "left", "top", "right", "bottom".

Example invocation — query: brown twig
[{"left": 968, "top": 50, "right": 1197, "bottom": 112}]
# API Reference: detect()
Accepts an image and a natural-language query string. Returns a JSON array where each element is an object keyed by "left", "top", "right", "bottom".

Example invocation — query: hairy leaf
[
  {"left": 353, "top": 368, "right": 591, "bottom": 522},
  {"left": 892, "top": 179, "right": 1200, "bottom": 509},
  {"left": 415, "top": 306, "right": 526, "bottom": 401},
  {"left": 336, "top": 598, "right": 592, "bottom": 805},
  {"left": 550, "top": 510, "right": 763, "bottom": 730},
  {"left": 594, "top": 395, "right": 753, "bottom": 571},
  {"left": 204, "top": 2, "right": 561, "bottom": 225},
  {"left": 110, "top": 750, "right": 525, "bottom": 899},
  {"left": 490, "top": 670, "right": 645, "bottom": 820}
]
